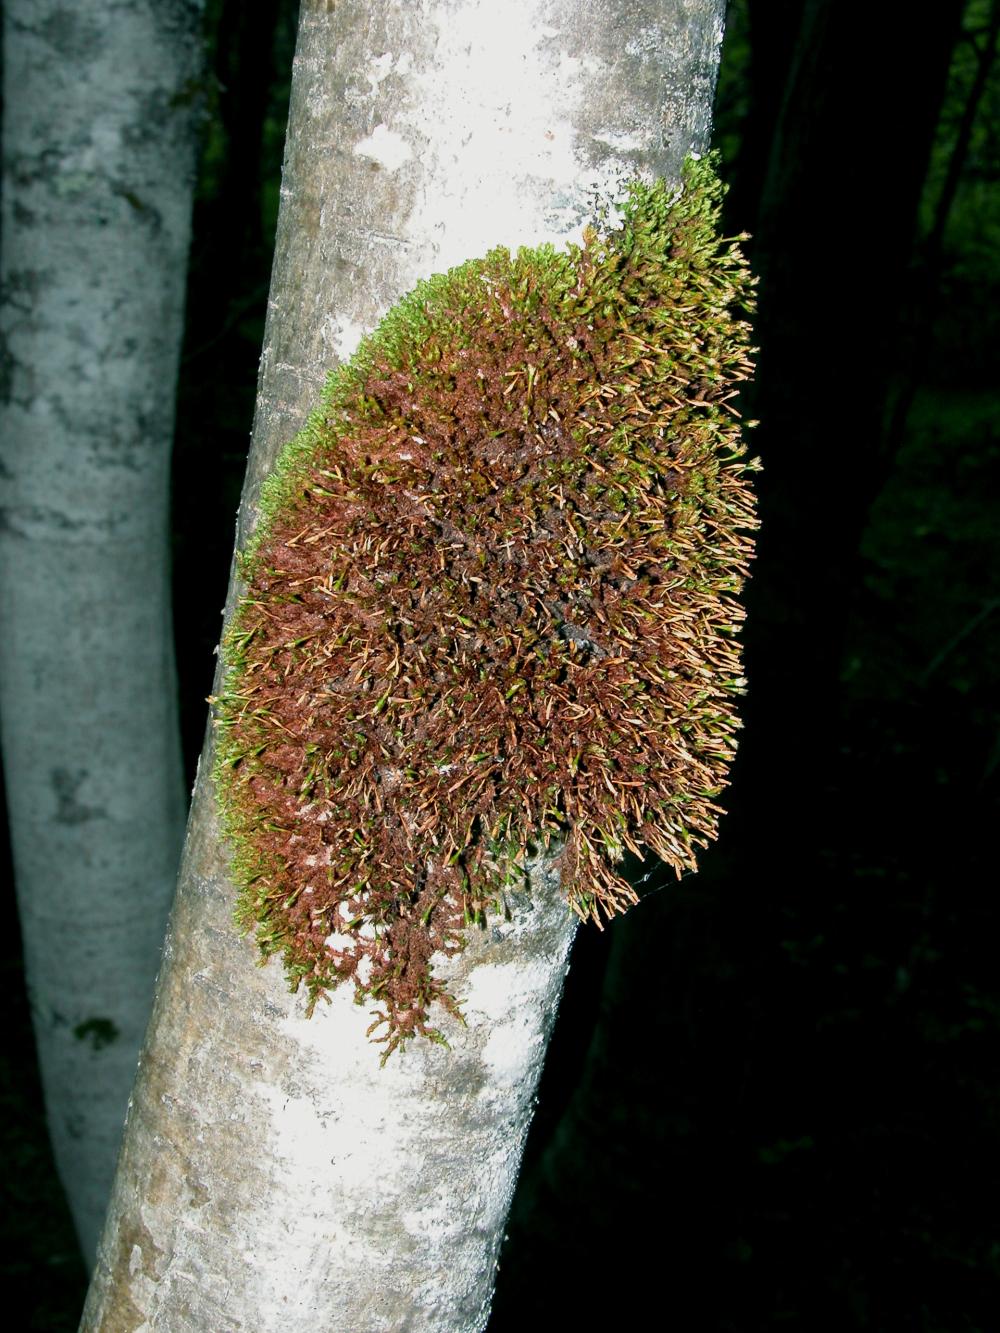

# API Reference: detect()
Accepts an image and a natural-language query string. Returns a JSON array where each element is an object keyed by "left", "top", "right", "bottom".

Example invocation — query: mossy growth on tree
[{"left": 214, "top": 154, "right": 758, "bottom": 1058}]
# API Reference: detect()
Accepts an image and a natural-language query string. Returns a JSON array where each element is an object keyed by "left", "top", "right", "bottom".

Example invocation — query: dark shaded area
[{"left": 1, "top": 0, "right": 998, "bottom": 1328}]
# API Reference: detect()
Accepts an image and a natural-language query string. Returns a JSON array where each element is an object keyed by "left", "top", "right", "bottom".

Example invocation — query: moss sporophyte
[{"left": 213, "top": 155, "right": 758, "bottom": 1059}]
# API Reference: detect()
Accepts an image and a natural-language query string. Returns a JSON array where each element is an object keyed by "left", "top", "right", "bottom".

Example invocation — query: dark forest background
[{"left": 3, "top": 0, "right": 999, "bottom": 1328}]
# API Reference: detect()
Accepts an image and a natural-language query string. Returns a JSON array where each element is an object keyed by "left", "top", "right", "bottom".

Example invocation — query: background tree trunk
[
  {"left": 0, "top": 0, "right": 204, "bottom": 1261},
  {"left": 80, "top": 1, "right": 726, "bottom": 1328}
]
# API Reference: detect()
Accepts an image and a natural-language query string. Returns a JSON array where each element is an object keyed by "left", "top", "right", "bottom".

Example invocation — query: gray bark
[
  {"left": 0, "top": 0, "right": 203, "bottom": 1262},
  {"left": 80, "top": 1, "right": 725, "bottom": 1328}
]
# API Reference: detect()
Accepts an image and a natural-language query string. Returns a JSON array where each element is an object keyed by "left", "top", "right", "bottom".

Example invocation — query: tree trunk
[
  {"left": 81, "top": 2, "right": 726, "bottom": 1328},
  {"left": 0, "top": 0, "right": 203, "bottom": 1262}
]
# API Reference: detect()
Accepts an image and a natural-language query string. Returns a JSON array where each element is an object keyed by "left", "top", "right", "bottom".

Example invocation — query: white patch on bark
[
  {"left": 365, "top": 50, "right": 395, "bottom": 92},
  {"left": 352, "top": 122, "right": 414, "bottom": 171},
  {"left": 594, "top": 127, "right": 655, "bottom": 152},
  {"left": 326, "top": 312, "right": 367, "bottom": 361}
]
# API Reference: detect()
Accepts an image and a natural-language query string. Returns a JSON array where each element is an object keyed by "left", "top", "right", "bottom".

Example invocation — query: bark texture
[
  {"left": 81, "top": 1, "right": 725, "bottom": 1328},
  {"left": 0, "top": 0, "right": 204, "bottom": 1262}
]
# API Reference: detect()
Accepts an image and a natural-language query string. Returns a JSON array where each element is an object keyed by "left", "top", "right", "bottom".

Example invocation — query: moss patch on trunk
[{"left": 214, "top": 155, "right": 757, "bottom": 1058}]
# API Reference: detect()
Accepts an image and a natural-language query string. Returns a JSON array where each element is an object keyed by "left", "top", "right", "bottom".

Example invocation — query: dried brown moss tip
[{"left": 214, "top": 154, "right": 757, "bottom": 1058}]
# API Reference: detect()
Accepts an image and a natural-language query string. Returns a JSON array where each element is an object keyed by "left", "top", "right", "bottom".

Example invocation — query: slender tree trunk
[
  {"left": 81, "top": 2, "right": 726, "bottom": 1328},
  {"left": 0, "top": 0, "right": 203, "bottom": 1261}
]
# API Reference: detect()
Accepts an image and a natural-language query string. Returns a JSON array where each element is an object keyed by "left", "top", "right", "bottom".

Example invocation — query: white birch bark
[
  {"left": 81, "top": 1, "right": 726, "bottom": 1327},
  {"left": 0, "top": 0, "right": 203, "bottom": 1262}
]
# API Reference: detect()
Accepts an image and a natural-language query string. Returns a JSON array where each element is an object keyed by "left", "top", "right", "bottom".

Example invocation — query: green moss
[{"left": 214, "top": 154, "right": 758, "bottom": 1059}]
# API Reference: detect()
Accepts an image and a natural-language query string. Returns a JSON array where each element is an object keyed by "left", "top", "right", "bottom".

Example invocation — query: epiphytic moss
[{"left": 214, "top": 155, "right": 758, "bottom": 1058}]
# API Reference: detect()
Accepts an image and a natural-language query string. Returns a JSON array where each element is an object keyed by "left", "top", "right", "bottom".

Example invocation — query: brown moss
[{"left": 214, "top": 156, "right": 758, "bottom": 1058}]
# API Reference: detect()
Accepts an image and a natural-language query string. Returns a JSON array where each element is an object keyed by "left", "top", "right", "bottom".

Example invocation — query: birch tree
[
  {"left": 81, "top": 2, "right": 739, "bottom": 1327},
  {"left": 0, "top": 0, "right": 203, "bottom": 1261}
]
